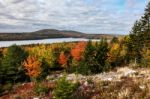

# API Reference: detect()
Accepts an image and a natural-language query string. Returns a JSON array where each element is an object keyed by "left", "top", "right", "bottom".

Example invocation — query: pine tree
[
  {"left": 95, "top": 38, "right": 109, "bottom": 72},
  {"left": 77, "top": 40, "right": 96, "bottom": 75},
  {"left": 141, "top": 2, "right": 150, "bottom": 48},
  {"left": 128, "top": 1, "right": 150, "bottom": 64},
  {"left": 1, "top": 45, "right": 28, "bottom": 84},
  {"left": 129, "top": 20, "right": 143, "bottom": 64}
]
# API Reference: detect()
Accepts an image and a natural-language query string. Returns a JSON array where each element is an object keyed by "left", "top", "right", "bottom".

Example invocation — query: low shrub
[
  {"left": 33, "top": 82, "right": 49, "bottom": 96},
  {"left": 53, "top": 75, "right": 79, "bottom": 99}
]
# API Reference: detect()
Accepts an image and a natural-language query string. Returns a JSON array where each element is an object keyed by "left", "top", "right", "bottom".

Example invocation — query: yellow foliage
[
  {"left": 23, "top": 55, "right": 42, "bottom": 78},
  {"left": 142, "top": 49, "right": 150, "bottom": 66}
]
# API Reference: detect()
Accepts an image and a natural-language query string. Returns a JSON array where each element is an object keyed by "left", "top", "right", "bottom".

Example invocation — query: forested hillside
[{"left": 0, "top": 29, "right": 120, "bottom": 41}]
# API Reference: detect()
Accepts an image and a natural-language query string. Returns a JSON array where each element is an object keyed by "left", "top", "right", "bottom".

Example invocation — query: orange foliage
[
  {"left": 23, "top": 56, "right": 42, "bottom": 78},
  {"left": 58, "top": 52, "right": 68, "bottom": 67},
  {"left": 71, "top": 42, "right": 86, "bottom": 61}
]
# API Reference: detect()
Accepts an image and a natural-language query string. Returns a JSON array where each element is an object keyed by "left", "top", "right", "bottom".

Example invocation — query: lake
[{"left": 0, "top": 38, "right": 100, "bottom": 48}]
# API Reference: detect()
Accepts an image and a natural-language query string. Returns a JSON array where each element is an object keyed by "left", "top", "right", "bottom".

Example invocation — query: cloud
[{"left": 0, "top": 0, "right": 148, "bottom": 34}]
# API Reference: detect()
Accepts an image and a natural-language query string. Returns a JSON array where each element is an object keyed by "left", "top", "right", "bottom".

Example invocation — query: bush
[
  {"left": 34, "top": 82, "right": 49, "bottom": 96},
  {"left": 53, "top": 75, "right": 79, "bottom": 99}
]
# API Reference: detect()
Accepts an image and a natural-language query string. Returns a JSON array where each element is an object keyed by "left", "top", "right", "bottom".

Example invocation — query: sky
[{"left": 0, "top": 0, "right": 149, "bottom": 34}]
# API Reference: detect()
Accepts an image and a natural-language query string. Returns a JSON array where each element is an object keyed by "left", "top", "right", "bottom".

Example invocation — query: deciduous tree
[{"left": 23, "top": 56, "right": 42, "bottom": 80}]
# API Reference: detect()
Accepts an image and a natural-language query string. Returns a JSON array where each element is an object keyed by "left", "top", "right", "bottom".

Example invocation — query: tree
[
  {"left": 77, "top": 40, "right": 96, "bottom": 75},
  {"left": 95, "top": 38, "right": 109, "bottom": 71},
  {"left": 23, "top": 55, "right": 42, "bottom": 80},
  {"left": 141, "top": 2, "right": 150, "bottom": 46},
  {"left": 58, "top": 52, "right": 68, "bottom": 68},
  {"left": 129, "top": 20, "right": 143, "bottom": 64},
  {"left": 30, "top": 45, "right": 57, "bottom": 67},
  {"left": 1, "top": 45, "right": 28, "bottom": 84},
  {"left": 128, "top": 1, "right": 150, "bottom": 65},
  {"left": 71, "top": 42, "right": 86, "bottom": 61},
  {"left": 108, "top": 43, "right": 120, "bottom": 65}
]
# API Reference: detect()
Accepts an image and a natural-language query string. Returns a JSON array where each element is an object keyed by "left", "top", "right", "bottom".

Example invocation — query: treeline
[
  {"left": 0, "top": 29, "right": 116, "bottom": 41},
  {"left": 0, "top": 35, "right": 149, "bottom": 85}
]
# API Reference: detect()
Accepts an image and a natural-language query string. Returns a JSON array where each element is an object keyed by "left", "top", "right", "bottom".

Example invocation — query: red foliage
[
  {"left": 58, "top": 52, "right": 68, "bottom": 67},
  {"left": 71, "top": 42, "right": 86, "bottom": 61}
]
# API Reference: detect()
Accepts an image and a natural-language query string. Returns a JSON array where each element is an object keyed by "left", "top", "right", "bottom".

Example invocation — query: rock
[
  {"left": 139, "top": 85, "right": 145, "bottom": 89},
  {"left": 117, "top": 67, "right": 137, "bottom": 77},
  {"left": 83, "top": 81, "right": 88, "bottom": 86}
]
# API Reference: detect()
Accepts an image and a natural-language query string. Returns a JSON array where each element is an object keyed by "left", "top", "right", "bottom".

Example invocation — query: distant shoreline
[{"left": 0, "top": 38, "right": 101, "bottom": 48}]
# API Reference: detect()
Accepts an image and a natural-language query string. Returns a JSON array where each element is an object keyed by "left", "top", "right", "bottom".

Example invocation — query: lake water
[{"left": 0, "top": 38, "right": 100, "bottom": 48}]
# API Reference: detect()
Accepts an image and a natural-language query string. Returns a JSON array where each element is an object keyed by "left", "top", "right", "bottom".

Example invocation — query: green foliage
[
  {"left": 34, "top": 82, "right": 49, "bottom": 96},
  {"left": 127, "top": 1, "right": 150, "bottom": 65},
  {"left": 141, "top": 48, "right": 150, "bottom": 67},
  {"left": 1, "top": 45, "right": 28, "bottom": 84},
  {"left": 77, "top": 40, "right": 96, "bottom": 75},
  {"left": 37, "top": 58, "right": 51, "bottom": 81},
  {"left": 0, "top": 83, "right": 13, "bottom": 95},
  {"left": 95, "top": 38, "right": 109, "bottom": 72},
  {"left": 53, "top": 75, "right": 79, "bottom": 99},
  {"left": 76, "top": 39, "right": 110, "bottom": 75},
  {"left": 110, "top": 37, "right": 119, "bottom": 44}
]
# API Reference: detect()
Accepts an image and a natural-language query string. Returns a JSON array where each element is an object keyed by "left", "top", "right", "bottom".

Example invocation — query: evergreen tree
[
  {"left": 95, "top": 38, "right": 109, "bottom": 72},
  {"left": 128, "top": 1, "right": 150, "bottom": 64},
  {"left": 129, "top": 20, "right": 143, "bottom": 64},
  {"left": 1, "top": 45, "right": 28, "bottom": 84},
  {"left": 141, "top": 2, "right": 150, "bottom": 48},
  {"left": 77, "top": 40, "right": 96, "bottom": 75},
  {"left": 77, "top": 39, "right": 109, "bottom": 75}
]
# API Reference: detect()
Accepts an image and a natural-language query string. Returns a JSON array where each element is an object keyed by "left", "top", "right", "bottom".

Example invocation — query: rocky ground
[{"left": 1, "top": 66, "right": 150, "bottom": 99}]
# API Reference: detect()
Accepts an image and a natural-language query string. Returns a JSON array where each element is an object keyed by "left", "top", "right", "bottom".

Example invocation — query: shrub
[
  {"left": 34, "top": 82, "right": 49, "bottom": 96},
  {"left": 53, "top": 75, "right": 79, "bottom": 99}
]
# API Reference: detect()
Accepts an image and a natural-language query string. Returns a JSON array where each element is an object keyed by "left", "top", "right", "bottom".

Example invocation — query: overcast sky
[{"left": 0, "top": 0, "right": 148, "bottom": 34}]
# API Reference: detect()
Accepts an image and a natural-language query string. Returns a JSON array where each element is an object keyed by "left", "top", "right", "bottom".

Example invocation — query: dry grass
[{"left": 1, "top": 67, "right": 150, "bottom": 99}]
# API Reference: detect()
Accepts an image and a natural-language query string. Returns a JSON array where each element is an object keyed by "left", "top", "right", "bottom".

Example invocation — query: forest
[{"left": 0, "top": 1, "right": 150, "bottom": 99}]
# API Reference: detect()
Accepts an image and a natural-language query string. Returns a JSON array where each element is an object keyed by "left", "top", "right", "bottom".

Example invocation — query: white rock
[
  {"left": 33, "top": 97, "right": 39, "bottom": 99},
  {"left": 84, "top": 81, "right": 88, "bottom": 86},
  {"left": 139, "top": 85, "right": 145, "bottom": 89}
]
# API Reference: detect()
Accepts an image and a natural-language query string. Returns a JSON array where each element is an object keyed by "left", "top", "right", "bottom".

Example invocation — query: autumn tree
[
  {"left": 58, "top": 52, "right": 68, "bottom": 68},
  {"left": 71, "top": 42, "right": 86, "bottom": 61},
  {"left": 23, "top": 55, "right": 42, "bottom": 80},
  {"left": 29, "top": 45, "right": 57, "bottom": 67}
]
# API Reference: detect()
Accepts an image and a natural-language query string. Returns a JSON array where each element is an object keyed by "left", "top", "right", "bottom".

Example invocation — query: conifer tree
[
  {"left": 1, "top": 45, "right": 28, "bottom": 84},
  {"left": 95, "top": 38, "right": 109, "bottom": 72}
]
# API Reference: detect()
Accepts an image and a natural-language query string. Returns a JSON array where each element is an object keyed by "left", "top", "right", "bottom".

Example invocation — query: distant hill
[{"left": 0, "top": 29, "right": 124, "bottom": 41}]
